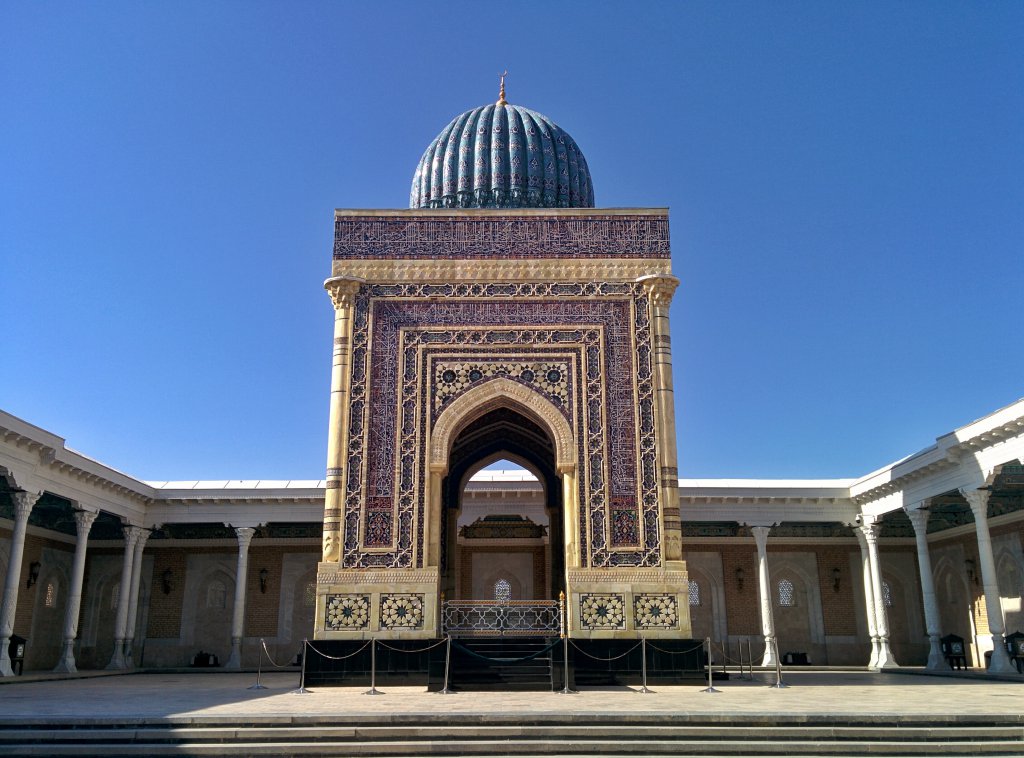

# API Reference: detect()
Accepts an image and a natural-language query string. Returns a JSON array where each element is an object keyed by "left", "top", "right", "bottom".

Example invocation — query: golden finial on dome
[{"left": 497, "top": 70, "right": 508, "bottom": 105}]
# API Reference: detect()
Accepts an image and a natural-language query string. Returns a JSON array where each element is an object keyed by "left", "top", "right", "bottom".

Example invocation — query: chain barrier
[
  {"left": 290, "top": 639, "right": 313, "bottom": 695},
  {"left": 375, "top": 638, "right": 449, "bottom": 655},
  {"left": 567, "top": 639, "right": 642, "bottom": 661},
  {"left": 303, "top": 638, "right": 372, "bottom": 661},
  {"left": 247, "top": 637, "right": 293, "bottom": 690},
  {"left": 260, "top": 639, "right": 294, "bottom": 668},
  {"left": 644, "top": 640, "right": 705, "bottom": 656},
  {"left": 768, "top": 637, "right": 789, "bottom": 689},
  {"left": 701, "top": 637, "right": 722, "bottom": 693}
]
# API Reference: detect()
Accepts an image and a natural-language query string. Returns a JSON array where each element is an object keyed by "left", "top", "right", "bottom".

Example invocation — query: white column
[
  {"left": 53, "top": 508, "right": 99, "bottom": 673},
  {"left": 0, "top": 491, "right": 40, "bottom": 676},
  {"left": 225, "top": 526, "right": 255, "bottom": 669},
  {"left": 853, "top": 526, "right": 880, "bottom": 668},
  {"left": 751, "top": 526, "right": 777, "bottom": 667},
  {"left": 960, "top": 487, "right": 1016, "bottom": 674},
  {"left": 123, "top": 529, "right": 150, "bottom": 667},
  {"left": 860, "top": 519, "right": 898, "bottom": 668},
  {"left": 905, "top": 504, "right": 948, "bottom": 670},
  {"left": 106, "top": 525, "right": 143, "bottom": 670}
]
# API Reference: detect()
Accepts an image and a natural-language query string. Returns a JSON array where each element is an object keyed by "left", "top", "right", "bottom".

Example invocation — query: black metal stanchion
[
  {"left": 701, "top": 637, "right": 721, "bottom": 693},
  {"left": 247, "top": 637, "right": 268, "bottom": 690},
  {"left": 768, "top": 637, "right": 789, "bottom": 689},
  {"left": 363, "top": 638, "right": 383, "bottom": 695},
  {"left": 438, "top": 635, "right": 455, "bottom": 695},
  {"left": 746, "top": 636, "right": 754, "bottom": 674},
  {"left": 636, "top": 636, "right": 653, "bottom": 693},
  {"left": 556, "top": 591, "right": 577, "bottom": 694},
  {"left": 290, "top": 639, "right": 311, "bottom": 694}
]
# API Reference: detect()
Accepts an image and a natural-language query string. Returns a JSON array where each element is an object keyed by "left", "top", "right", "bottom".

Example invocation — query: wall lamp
[
  {"left": 161, "top": 568, "right": 173, "bottom": 595},
  {"left": 735, "top": 567, "right": 745, "bottom": 592},
  {"left": 26, "top": 561, "right": 41, "bottom": 588},
  {"left": 259, "top": 568, "right": 269, "bottom": 594},
  {"left": 965, "top": 558, "right": 978, "bottom": 586},
  {"left": 832, "top": 567, "right": 841, "bottom": 592}
]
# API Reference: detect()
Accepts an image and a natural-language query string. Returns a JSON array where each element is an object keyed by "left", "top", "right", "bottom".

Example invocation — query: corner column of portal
[
  {"left": 960, "top": 487, "right": 1016, "bottom": 674},
  {"left": 53, "top": 507, "right": 99, "bottom": 673},
  {"left": 321, "top": 277, "right": 363, "bottom": 564},
  {"left": 750, "top": 525, "right": 777, "bottom": 667},
  {"left": 0, "top": 491, "right": 41, "bottom": 677},
  {"left": 904, "top": 503, "right": 948, "bottom": 670},
  {"left": 640, "top": 275, "right": 683, "bottom": 564}
]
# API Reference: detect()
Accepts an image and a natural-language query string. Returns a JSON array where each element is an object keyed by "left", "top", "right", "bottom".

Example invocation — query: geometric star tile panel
[
  {"left": 634, "top": 594, "right": 679, "bottom": 629},
  {"left": 380, "top": 594, "right": 425, "bottom": 630},
  {"left": 324, "top": 594, "right": 370, "bottom": 630},
  {"left": 580, "top": 593, "right": 626, "bottom": 629}
]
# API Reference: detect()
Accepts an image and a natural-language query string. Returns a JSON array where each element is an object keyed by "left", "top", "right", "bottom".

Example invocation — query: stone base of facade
[
  {"left": 313, "top": 565, "right": 439, "bottom": 640},
  {"left": 566, "top": 563, "right": 691, "bottom": 639}
]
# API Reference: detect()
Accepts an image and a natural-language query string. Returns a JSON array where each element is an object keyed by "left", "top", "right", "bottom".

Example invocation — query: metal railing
[{"left": 442, "top": 599, "right": 562, "bottom": 637}]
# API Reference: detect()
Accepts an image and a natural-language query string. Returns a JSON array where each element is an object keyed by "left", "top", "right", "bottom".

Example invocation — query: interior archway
[{"left": 439, "top": 406, "right": 564, "bottom": 600}]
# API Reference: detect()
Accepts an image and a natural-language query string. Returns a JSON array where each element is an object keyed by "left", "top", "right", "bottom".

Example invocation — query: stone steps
[{"left": 0, "top": 718, "right": 1022, "bottom": 756}]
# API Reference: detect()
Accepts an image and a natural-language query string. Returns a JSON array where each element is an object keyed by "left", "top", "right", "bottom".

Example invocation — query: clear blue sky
[{"left": 2, "top": 2, "right": 1021, "bottom": 481}]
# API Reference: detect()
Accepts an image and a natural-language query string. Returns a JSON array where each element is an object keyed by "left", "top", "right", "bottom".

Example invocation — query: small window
[
  {"left": 494, "top": 578, "right": 511, "bottom": 603},
  {"left": 882, "top": 580, "right": 893, "bottom": 608},
  {"left": 688, "top": 580, "right": 700, "bottom": 607},
  {"left": 778, "top": 579, "right": 795, "bottom": 607},
  {"left": 44, "top": 582, "right": 57, "bottom": 608},
  {"left": 206, "top": 580, "right": 227, "bottom": 609},
  {"left": 303, "top": 582, "right": 316, "bottom": 607},
  {"left": 110, "top": 582, "right": 120, "bottom": 611}
]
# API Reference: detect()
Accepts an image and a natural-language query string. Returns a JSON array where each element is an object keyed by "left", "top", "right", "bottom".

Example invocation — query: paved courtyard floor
[{"left": 0, "top": 670, "right": 1020, "bottom": 723}]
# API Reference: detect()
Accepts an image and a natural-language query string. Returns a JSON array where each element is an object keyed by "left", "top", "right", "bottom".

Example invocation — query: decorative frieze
[{"left": 333, "top": 213, "right": 670, "bottom": 261}]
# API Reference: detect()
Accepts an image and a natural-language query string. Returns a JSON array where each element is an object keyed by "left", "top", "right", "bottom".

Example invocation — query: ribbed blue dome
[{"left": 410, "top": 103, "right": 595, "bottom": 209}]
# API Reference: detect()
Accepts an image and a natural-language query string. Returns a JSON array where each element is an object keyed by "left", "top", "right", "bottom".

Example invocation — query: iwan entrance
[{"left": 444, "top": 410, "right": 564, "bottom": 604}]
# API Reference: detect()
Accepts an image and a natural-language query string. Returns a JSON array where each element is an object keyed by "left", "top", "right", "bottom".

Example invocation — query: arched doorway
[{"left": 439, "top": 407, "right": 564, "bottom": 601}]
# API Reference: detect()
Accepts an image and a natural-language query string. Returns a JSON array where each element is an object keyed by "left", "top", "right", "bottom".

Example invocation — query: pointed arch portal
[{"left": 428, "top": 379, "right": 576, "bottom": 601}]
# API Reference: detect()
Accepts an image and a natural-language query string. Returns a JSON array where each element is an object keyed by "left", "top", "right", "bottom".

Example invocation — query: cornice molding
[{"left": 332, "top": 258, "right": 671, "bottom": 283}]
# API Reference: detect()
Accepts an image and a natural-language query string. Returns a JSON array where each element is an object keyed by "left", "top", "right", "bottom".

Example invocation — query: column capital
[
  {"left": 233, "top": 526, "right": 257, "bottom": 551},
  {"left": 638, "top": 274, "right": 679, "bottom": 307},
  {"left": 904, "top": 505, "right": 930, "bottom": 536},
  {"left": 72, "top": 509, "right": 99, "bottom": 535},
  {"left": 122, "top": 524, "right": 146, "bottom": 547},
  {"left": 10, "top": 491, "right": 41, "bottom": 519},
  {"left": 959, "top": 487, "right": 990, "bottom": 516},
  {"left": 324, "top": 277, "right": 363, "bottom": 310},
  {"left": 859, "top": 521, "right": 881, "bottom": 543},
  {"left": 750, "top": 524, "right": 773, "bottom": 550}
]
